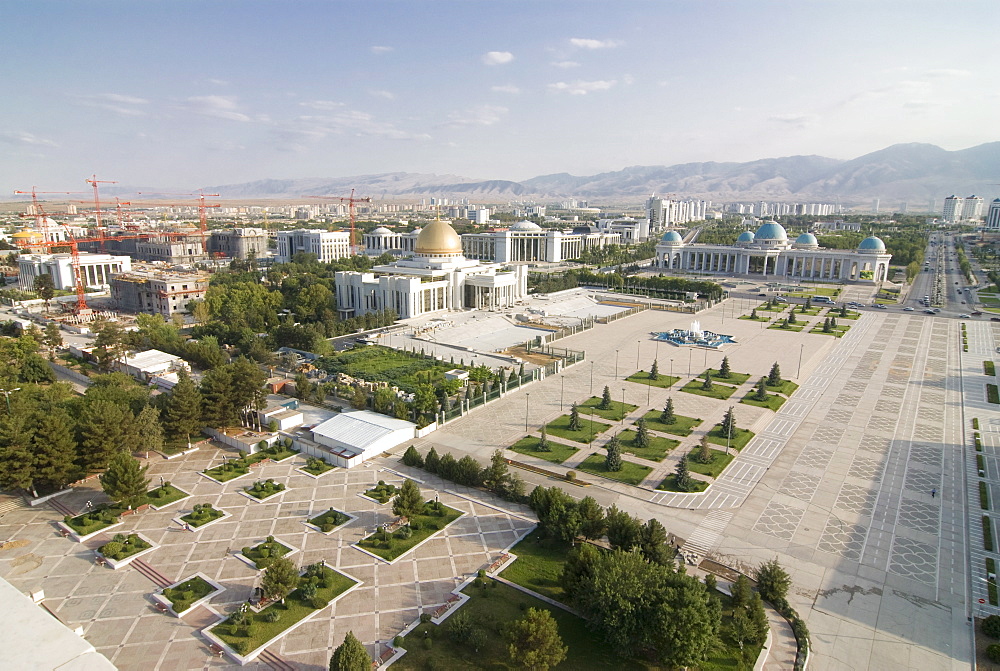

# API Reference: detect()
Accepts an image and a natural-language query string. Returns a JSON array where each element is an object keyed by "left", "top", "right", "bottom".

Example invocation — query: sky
[{"left": 0, "top": 0, "right": 996, "bottom": 195}]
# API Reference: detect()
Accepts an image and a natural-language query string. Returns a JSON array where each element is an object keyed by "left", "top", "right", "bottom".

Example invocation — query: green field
[
  {"left": 680, "top": 379, "right": 738, "bottom": 400},
  {"left": 766, "top": 379, "right": 799, "bottom": 396},
  {"left": 509, "top": 436, "right": 579, "bottom": 464},
  {"left": 685, "top": 448, "right": 735, "bottom": 478},
  {"left": 145, "top": 484, "right": 188, "bottom": 508},
  {"left": 809, "top": 324, "right": 850, "bottom": 337},
  {"left": 546, "top": 413, "right": 611, "bottom": 444},
  {"left": 615, "top": 429, "right": 679, "bottom": 462},
  {"left": 739, "top": 391, "right": 787, "bottom": 411},
  {"left": 657, "top": 474, "right": 709, "bottom": 493},
  {"left": 756, "top": 302, "right": 785, "bottom": 312},
  {"left": 705, "top": 426, "right": 755, "bottom": 451},
  {"left": 577, "top": 454, "right": 652, "bottom": 486},
  {"left": 702, "top": 368, "right": 752, "bottom": 385},
  {"left": 625, "top": 371, "right": 680, "bottom": 389},
  {"left": 579, "top": 396, "right": 639, "bottom": 421},
  {"left": 498, "top": 529, "right": 569, "bottom": 601},
  {"left": 357, "top": 501, "right": 462, "bottom": 561},
  {"left": 315, "top": 345, "right": 480, "bottom": 394},
  {"left": 63, "top": 505, "right": 127, "bottom": 536},
  {"left": 640, "top": 410, "right": 702, "bottom": 436},
  {"left": 768, "top": 323, "right": 805, "bottom": 332},
  {"left": 163, "top": 576, "right": 216, "bottom": 613}
]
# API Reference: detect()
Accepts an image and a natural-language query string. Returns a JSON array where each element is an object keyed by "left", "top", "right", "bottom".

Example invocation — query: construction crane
[
  {"left": 136, "top": 190, "right": 220, "bottom": 251},
  {"left": 308, "top": 189, "right": 372, "bottom": 253},
  {"left": 13, "top": 187, "right": 85, "bottom": 243},
  {"left": 86, "top": 174, "right": 117, "bottom": 245}
]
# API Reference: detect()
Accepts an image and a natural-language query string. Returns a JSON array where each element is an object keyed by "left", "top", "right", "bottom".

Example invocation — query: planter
[
  {"left": 57, "top": 519, "right": 124, "bottom": 543},
  {"left": 174, "top": 507, "right": 232, "bottom": 532},
  {"left": 98, "top": 533, "right": 159, "bottom": 570},
  {"left": 303, "top": 509, "right": 358, "bottom": 535},
  {"left": 153, "top": 573, "right": 225, "bottom": 617}
]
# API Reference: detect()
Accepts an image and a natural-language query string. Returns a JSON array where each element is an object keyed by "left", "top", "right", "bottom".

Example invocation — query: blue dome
[
  {"left": 754, "top": 222, "right": 788, "bottom": 241},
  {"left": 736, "top": 230, "right": 755, "bottom": 243},
  {"left": 858, "top": 236, "right": 886, "bottom": 251},
  {"left": 795, "top": 233, "right": 818, "bottom": 246},
  {"left": 660, "top": 230, "right": 683, "bottom": 243}
]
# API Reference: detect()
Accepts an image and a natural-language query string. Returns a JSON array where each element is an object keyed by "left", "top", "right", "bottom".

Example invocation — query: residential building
[
  {"left": 276, "top": 229, "right": 351, "bottom": 262},
  {"left": 986, "top": 199, "right": 1000, "bottom": 231}
]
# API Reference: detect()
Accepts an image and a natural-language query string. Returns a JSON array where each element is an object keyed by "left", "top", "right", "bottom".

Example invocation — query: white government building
[
  {"left": 655, "top": 222, "right": 892, "bottom": 282},
  {"left": 336, "top": 218, "right": 528, "bottom": 319},
  {"left": 276, "top": 229, "right": 352, "bottom": 262},
  {"left": 17, "top": 252, "right": 132, "bottom": 292},
  {"left": 461, "top": 220, "right": 622, "bottom": 263}
]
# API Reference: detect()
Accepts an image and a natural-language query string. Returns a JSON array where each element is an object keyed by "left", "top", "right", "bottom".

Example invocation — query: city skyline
[{"left": 1, "top": 1, "right": 995, "bottom": 195}]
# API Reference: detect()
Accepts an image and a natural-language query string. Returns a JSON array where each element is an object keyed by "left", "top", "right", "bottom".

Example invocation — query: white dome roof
[
  {"left": 510, "top": 220, "right": 542, "bottom": 231},
  {"left": 370, "top": 227, "right": 393, "bottom": 235}
]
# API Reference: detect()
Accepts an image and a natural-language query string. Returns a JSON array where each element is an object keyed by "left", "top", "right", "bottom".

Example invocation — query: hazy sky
[{"left": 1, "top": 0, "right": 995, "bottom": 195}]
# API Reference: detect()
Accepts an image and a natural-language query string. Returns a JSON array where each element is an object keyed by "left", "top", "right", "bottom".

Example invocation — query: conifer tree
[
  {"left": 568, "top": 402, "right": 582, "bottom": 431},
  {"left": 330, "top": 631, "right": 370, "bottom": 671},
  {"left": 538, "top": 425, "right": 550, "bottom": 451},
  {"left": 701, "top": 370, "right": 713, "bottom": 391},
  {"left": 750, "top": 308, "right": 758, "bottom": 320},
  {"left": 0, "top": 414, "right": 36, "bottom": 494},
  {"left": 100, "top": 451, "right": 150, "bottom": 509},
  {"left": 674, "top": 454, "right": 694, "bottom": 492},
  {"left": 822, "top": 316, "right": 832, "bottom": 333},
  {"left": 840, "top": 304, "right": 847, "bottom": 318},
  {"left": 661, "top": 397, "right": 675, "bottom": 424},
  {"left": 788, "top": 309, "right": 797, "bottom": 324},
  {"left": 605, "top": 434, "right": 623, "bottom": 472},
  {"left": 134, "top": 405, "right": 164, "bottom": 455},
  {"left": 831, "top": 315, "right": 838, "bottom": 328},
  {"left": 767, "top": 362, "right": 781, "bottom": 386},
  {"left": 424, "top": 446, "right": 441, "bottom": 473},
  {"left": 200, "top": 365, "right": 238, "bottom": 428},
  {"left": 718, "top": 356, "right": 731, "bottom": 379},
  {"left": 635, "top": 418, "right": 650, "bottom": 448},
  {"left": 77, "top": 399, "right": 132, "bottom": 472},
  {"left": 649, "top": 358, "right": 659, "bottom": 381},
  {"left": 754, "top": 377, "right": 769, "bottom": 401},
  {"left": 162, "top": 369, "right": 204, "bottom": 447},
  {"left": 599, "top": 385, "right": 612, "bottom": 410},
  {"left": 696, "top": 435, "right": 712, "bottom": 464},
  {"left": 31, "top": 406, "right": 78, "bottom": 492},
  {"left": 720, "top": 406, "right": 736, "bottom": 438}
]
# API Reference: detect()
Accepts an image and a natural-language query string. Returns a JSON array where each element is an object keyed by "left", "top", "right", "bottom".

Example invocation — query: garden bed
[
  {"left": 498, "top": 529, "right": 569, "bottom": 602},
  {"left": 59, "top": 505, "right": 127, "bottom": 541},
  {"left": 201, "top": 452, "right": 271, "bottom": 483},
  {"left": 702, "top": 368, "right": 752, "bottom": 385},
  {"left": 508, "top": 436, "right": 579, "bottom": 465},
  {"left": 624, "top": 371, "right": 680, "bottom": 389},
  {"left": 657, "top": 474, "right": 709, "bottom": 493},
  {"left": 576, "top": 454, "right": 652, "bottom": 486},
  {"left": 177, "top": 503, "right": 230, "bottom": 530},
  {"left": 579, "top": 396, "right": 639, "bottom": 422},
  {"left": 685, "top": 448, "right": 735, "bottom": 478},
  {"left": 767, "top": 323, "right": 806, "bottom": 332},
  {"left": 545, "top": 413, "right": 611, "bottom": 444},
  {"left": 145, "top": 483, "right": 190, "bottom": 510},
  {"left": 739, "top": 391, "right": 787, "bottom": 411},
  {"left": 242, "top": 479, "right": 287, "bottom": 502},
  {"left": 704, "top": 425, "right": 755, "bottom": 451},
  {"left": 98, "top": 532, "right": 158, "bottom": 569},
  {"left": 989, "top": 384, "right": 999, "bottom": 405},
  {"left": 355, "top": 500, "right": 463, "bottom": 562},
  {"left": 155, "top": 574, "right": 224, "bottom": 617},
  {"left": 306, "top": 507, "right": 356, "bottom": 534},
  {"left": 640, "top": 410, "right": 702, "bottom": 436},
  {"left": 361, "top": 481, "right": 399, "bottom": 504},
  {"left": 297, "top": 457, "right": 335, "bottom": 478},
  {"left": 766, "top": 379, "right": 799, "bottom": 396},
  {"left": 615, "top": 429, "right": 679, "bottom": 462},
  {"left": 680, "top": 380, "right": 738, "bottom": 400},
  {"left": 238, "top": 537, "right": 297, "bottom": 570}
]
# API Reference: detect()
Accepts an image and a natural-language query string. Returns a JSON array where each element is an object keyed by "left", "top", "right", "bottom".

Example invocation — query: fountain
[{"left": 652, "top": 321, "right": 735, "bottom": 349}]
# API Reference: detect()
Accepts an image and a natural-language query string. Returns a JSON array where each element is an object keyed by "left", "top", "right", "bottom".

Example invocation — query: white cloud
[
  {"left": 924, "top": 68, "right": 972, "bottom": 79},
  {"left": 300, "top": 100, "right": 346, "bottom": 110},
  {"left": 369, "top": 89, "right": 396, "bottom": 100},
  {"left": 551, "top": 60, "right": 580, "bottom": 69},
  {"left": 491, "top": 84, "right": 521, "bottom": 94},
  {"left": 569, "top": 38, "right": 622, "bottom": 50},
  {"left": 76, "top": 92, "right": 150, "bottom": 117},
  {"left": 184, "top": 95, "right": 251, "bottom": 122},
  {"left": 482, "top": 51, "right": 514, "bottom": 66},
  {"left": 371, "top": 45, "right": 393, "bottom": 54},
  {"left": 444, "top": 105, "right": 508, "bottom": 127},
  {"left": 767, "top": 114, "right": 817, "bottom": 129},
  {"left": 206, "top": 78, "right": 230, "bottom": 86},
  {"left": 548, "top": 79, "right": 617, "bottom": 95},
  {"left": 98, "top": 93, "right": 149, "bottom": 105},
  {"left": 272, "top": 110, "right": 432, "bottom": 150},
  {"left": 0, "top": 130, "right": 57, "bottom": 147},
  {"left": 623, "top": 74, "right": 634, "bottom": 86}
]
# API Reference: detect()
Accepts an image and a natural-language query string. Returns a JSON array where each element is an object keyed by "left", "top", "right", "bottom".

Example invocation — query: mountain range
[{"left": 195, "top": 142, "right": 999, "bottom": 205}]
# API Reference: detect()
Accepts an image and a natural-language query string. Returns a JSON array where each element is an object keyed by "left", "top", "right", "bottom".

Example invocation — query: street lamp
[
  {"left": 0, "top": 387, "right": 20, "bottom": 414},
  {"left": 524, "top": 393, "right": 530, "bottom": 432},
  {"left": 636, "top": 339, "right": 641, "bottom": 371},
  {"left": 621, "top": 388, "right": 626, "bottom": 424},
  {"left": 670, "top": 358, "right": 674, "bottom": 384},
  {"left": 560, "top": 375, "right": 565, "bottom": 411},
  {"left": 615, "top": 350, "right": 620, "bottom": 379},
  {"left": 726, "top": 405, "right": 734, "bottom": 456},
  {"left": 590, "top": 361, "right": 594, "bottom": 396},
  {"left": 688, "top": 349, "right": 692, "bottom": 376}
]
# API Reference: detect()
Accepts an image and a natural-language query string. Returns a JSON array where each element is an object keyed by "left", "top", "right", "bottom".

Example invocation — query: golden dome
[
  {"left": 414, "top": 219, "right": 462, "bottom": 255},
  {"left": 12, "top": 230, "right": 42, "bottom": 239}
]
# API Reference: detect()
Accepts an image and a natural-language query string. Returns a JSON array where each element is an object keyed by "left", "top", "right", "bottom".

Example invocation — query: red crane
[
  {"left": 308, "top": 189, "right": 372, "bottom": 253},
  {"left": 86, "top": 175, "right": 118, "bottom": 245},
  {"left": 136, "top": 190, "right": 220, "bottom": 250}
]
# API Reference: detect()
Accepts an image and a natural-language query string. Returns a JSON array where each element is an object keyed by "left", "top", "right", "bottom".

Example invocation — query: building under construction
[{"left": 110, "top": 269, "right": 209, "bottom": 317}]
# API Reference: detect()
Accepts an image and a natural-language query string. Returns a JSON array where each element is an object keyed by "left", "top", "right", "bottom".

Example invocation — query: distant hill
[{"left": 194, "top": 142, "right": 1000, "bottom": 204}]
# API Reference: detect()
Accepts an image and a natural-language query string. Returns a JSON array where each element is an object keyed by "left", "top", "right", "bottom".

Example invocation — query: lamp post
[
  {"left": 590, "top": 361, "right": 595, "bottom": 396},
  {"left": 797, "top": 343, "right": 804, "bottom": 379},
  {"left": 670, "top": 358, "right": 674, "bottom": 383},
  {"left": 615, "top": 350, "right": 620, "bottom": 380},
  {"left": 621, "top": 388, "right": 626, "bottom": 424},
  {"left": 688, "top": 349, "right": 692, "bottom": 376},
  {"left": 636, "top": 339, "right": 641, "bottom": 372},
  {"left": 0, "top": 387, "right": 20, "bottom": 415},
  {"left": 726, "top": 405, "right": 733, "bottom": 456},
  {"left": 560, "top": 375, "right": 565, "bottom": 411},
  {"left": 524, "top": 393, "right": 530, "bottom": 432}
]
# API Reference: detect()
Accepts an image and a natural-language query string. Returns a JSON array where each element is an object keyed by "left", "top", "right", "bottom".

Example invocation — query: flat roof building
[
  {"left": 17, "top": 252, "right": 132, "bottom": 292},
  {"left": 110, "top": 269, "right": 209, "bottom": 316},
  {"left": 296, "top": 410, "right": 416, "bottom": 468}
]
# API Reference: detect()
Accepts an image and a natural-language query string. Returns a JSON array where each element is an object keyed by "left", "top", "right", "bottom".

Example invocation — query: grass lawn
[
  {"left": 702, "top": 368, "right": 752, "bottom": 385},
  {"left": 181, "top": 504, "right": 225, "bottom": 528},
  {"left": 509, "top": 436, "right": 579, "bottom": 465},
  {"left": 740, "top": 391, "right": 787, "bottom": 411},
  {"left": 577, "top": 453, "right": 652, "bottom": 486},
  {"left": 98, "top": 533, "right": 151, "bottom": 560},
  {"left": 989, "top": 384, "right": 999, "bottom": 404},
  {"left": 203, "top": 451, "right": 270, "bottom": 482},
  {"left": 738, "top": 313, "right": 769, "bottom": 321},
  {"left": 768, "top": 322, "right": 805, "bottom": 332},
  {"left": 301, "top": 458, "right": 335, "bottom": 476},
  {"left": 829, "top": 309, "right": 861, "bottom": 319},
  {"left": 242, "top": 538, "right": 293, "bottom": 569},
  {"left": 315, "top": 344, "right": 483, "bottom": 395},
  {"left": 309, "top": 507, "right": 351, "bottom": 532},
  {"left": 394, "top": 579, "right": 631, "bottom": 671},
  {"left": 245, "top": 480, "right": 286, "bottom": 501},
  {"left": 657, "top": 474, "right": 709, "bottom": 493},
  {"left": 680, "top": 379, "right": 738, "bottom": 400},
  {"left": 145, "top": 484, "right": 188, "bottom": 508},
  {"left": 211, "top": 566, "right": 357, "bottom": 655},
  {"left": 364, "top": 482, "right": 398, "bottom": 503},
  {"left": 986, "top": 361, "right": 996, "bottom": 376},
  {"left": 686, "top": 448, "right": 735, "bottom": 478},
  {"left": 766, "top": 379, "right": 799, "bottom": 396},
  {"left": 546, "top": 413, "right": 611, "bottom": 444},
  {"left": 579, "top": 396, "right": 639, "bottom": 422},
  {"left": 809, "top": 323, "right": 850, "bottom": 337},
  {"left": 163, "top": 576, "right": 216, "bottom": 614},
  {"left": 616, "top": 429, "right": 679, "bottom": 462},
  {"left": 756, "top": 302, "right": 785, "bottom": 312},
  {"left": 357, "top": 501, "right": 462, "bottom": 561},
  {"left": 259, "top": 445, "right": 298, "bottom": 462},
  {"left": 792, "top": 306, "right": 823, "bottom": 316},
  {"left": 705, "top": 426, "right": 755, "bottom": 451},
  {"left": 499, "top": 529, "right": 569, "bottom": 601},
  {"left": 64, "top": 504, "right": 127, "bottom": 536},
  {"left": 625, "top": 371, "right": 680, "bottom": 389},
  {"left": 641, "top": 410, "right": 702, "bottom": 436}
]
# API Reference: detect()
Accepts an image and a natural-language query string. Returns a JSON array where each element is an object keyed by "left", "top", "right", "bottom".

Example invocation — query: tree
[
  {"left": 754, "top": 558, "right": 792, "bottom": 603},
  {"left": 424, "top": 446, "right": 441, "bottom": 474},
  {"left": 731, "top": 574, "right": 752, "bottom": 608},
  {"left": 750, "top": 307, "right": 758, "bottom": 320},
  {"left": 483, "top": 449, "right": 513, "bottom": 495},
  {"left": 805, "top": 296, "right": 812, "bottom": 310},
  {"left": 599, "top": 385, "right": 612, "bottom": 410},
  {"left": 640, "top": 518, "right": 672, "bottom": 565},
  {"left": 161, "top": 369, "right": 203, "bottom": 447},
  {"left": 673, "top": 455, "right": 695, "bottom": 492},
  {"left": 77, "top": 399, "right": 134, "bottom": 472},
  {"left": 31, "top": 406, "right": 78, "bottom": 492},
  {"left": 350, "top": 386, "right": 368, "bottom": 410},
  {"left": 605, "top": 433, "right": 623, "bottom": 472},
  {"left": 537, "top": 425, "right": 550, "bottom": 451},
  {"left": 93, "top": 320, "right": 128, "bottom": 371},
  {"left": 839, "top": 304, "right": 848, "bottom": 318},
  {"left": 696, "top": 435, "right": 712, "bottom": 464},
  {"left": 43, "top": 322, "right": 62, "bottom": 358},
  {"left": 402, "top": 445, "right": 424, "bottom": 468},
  {"left": 505, "top": 608, "right": 568, "bottom": 671},
  {"left": 228, "top": 356, "right": 268, "bottom": 418},
  {"left": 33, "top": 273, "right": 55, "bottom": 314},
  {"left": 720, "top": 406, "right": 736, "bottom": 438},
  {"left": 568, "top": 403, "right": 582, "bottom": 431},
  {"left": 753, "top": 377, "right": 769, "bottom": 401},
  {"left": 787, "top": 309, "right": 797, "bottom": 325},
  {"left": 100, "top": 451, "right": 150, "bottom": 509},
  {"left": 635, "top": 418, "right": 650, "bottom": 448},
  {"left": 660, "top": 397, "right": 675, "bottom": 424},
  {"left": 718, "top": 356, "right": 731, "bottom": 379},
  {"left": 0, "top": 413, "right": 37, "bottom": 494},
  {"left": 604, "top": 505, "right": 642, "bottom": 551},
  {"left": 652, "top": 574, "right": 720, "bottom": 668},
  {"left": 261, "top": 557, "right": 299, "bottom": 604},
  {"left": 393, "top": 479, "right": 425, "bottom": 520},
  {"left": 767, "top": 362, "right": 781, "bottom": 386},
  {"left": 200, "top": 366, "right": 239, "bottom": 428},
  {"left": 134, "top": 405, "right": 164, "bottom": 455},
  {"left": 830, "top": 315, "right": 838, "bottom": 328},
  {"left": 455, "top": 455, "right": 484, "bottom": 486},
  {"left": 561, "top": 542, "right": 600, "bottom": 600},
  {"left": 577, "top": 495, "right": 606, "bottom": 540},
  {"left": 330, "top": 630, "right": 370, "bottom": 671},
  {"left": 822, "top": 316, "right": 832, "bottom": 333},
  {"left": 701, "top": 370, "right": 713, "bottom": 391},
  {"left": 649, "top": 358, "right": 659, "bottom": 380}
]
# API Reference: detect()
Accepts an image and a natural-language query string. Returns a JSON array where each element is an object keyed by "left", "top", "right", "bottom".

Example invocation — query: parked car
[
  {"left": 960, "top": 314, "right": 971, "bottom": 318},
  {"left": 924, "top": 309, "right": 936, "bottom": 314},
  {"left": 991, "top": 317, "right": 1000, "bottom": 322},
  {"left": 972, "top": 311, "right": 983, "bottom": 316}
]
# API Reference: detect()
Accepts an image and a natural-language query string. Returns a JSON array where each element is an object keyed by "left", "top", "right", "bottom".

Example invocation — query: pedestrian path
[{"left": 678, "top": 510, "right": 733, "bottom": 565}]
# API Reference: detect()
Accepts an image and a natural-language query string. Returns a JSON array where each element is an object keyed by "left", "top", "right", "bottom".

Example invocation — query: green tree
[
  {"left": 560, "top": 542, "right": 600, "bottom": 600},
  {"left": 604, "top": 505, "right": 642, "bottom": 551},
  {"left": 696, "top": 435, "right": 712, "bottom": 464},
  {"left": 605, "top": 433, "right": 623, "bottom": 472},
  {"left": 31, "top": 405, "right": 78, "bottom": 492},
  {"left": 718, "top": 356, "right": 731, "bottom": 379},
  {"left": 77, "top": 399, "right": 134, "bottom": 472},
  {"left": 804, "top": 296, "right": 812, "bottom": 310},
  {"left": 653, "top": 576, "right": 720, "bottom": 668},
  {"left": 43, "top": 322, "right": 62, "bottom": 358},
  {"left": 750, "top": 307, "right": 758, "bottom": 320},
  {"left": 787, "top": 309, "right": 797, "bottom": 325},
  {"left": 200, "top": 366, "right": 239, "bottom": 428},
  {"left": 330, "top": 631, "right": 370, "bottom": 671},
  {"left": 673, "top": 454, "right": 694, "bottom": 492},
  {"left": 599, "top": 385, "right": 612, "bottom": 410},
  {"left": 483, "top": 449, "right": 513, "bottom": 495},
  {"left": 505, "top": 608, "right": 568, "bottom": 671},
  {"left": 93, "top": 320, "right": 128, "bottom": 372},
  {"left": 423, "top": 446, "right": 441, "bottom": 473},
  {"left": 701, "top": 369, "right": 713, "bottom": 391},
  {"left": 100, "top": 451, "right": 150, "bottom": 509},
  {"left": 831, "top": 315, "right": 838, "bottom": 328},
  {"left": 649, "top": 358, "right": 659, "bottom": 381},
  {"left": 392, "top": 479, "right": 424, "bottom": 520},
  {"left": 754, "top": 558, "right": 792, "bottom": 603},
  {"left": 720, "top": 406, "right": 736, "bottom": 438},
  {"left": 767, "top": 362, "right": 782, "bottom": 386},
  {"left": 754, "top": 376, "right": 769, "bottom": 401},
  {"left": 537, "top": 425, "right": 550, "bottom": 451},
  {"left": 261, "top": 557, "right": 299, "bottom": 604},
  {"left": 401, "top": 445, "right": 424, "bottom": 468},
  {"left": 350, "top": 386, "right": 367, "bottom": 410},
  {"left": 134, "top": 405, "right": 164, "bottom": 455},
  {"left": 822, "top": 316, "right": 832, "bottom": 333},
  {"left": 568, "top": 403, "right": 581, "bottom": 431},
  {"left": 228, "top": 356, "right": 268, "bottom": 419},
  {"left": 839, "top": 304, "right": 848, "bottom": 318},
  {"left": 577, "top": 495, "right": 606, "bottom": 540},
  {"left": 33, "top": 273, "right": 55, "bottom": 314},
  {"left": 731, "top": 574, "right": 752, "bottom": 608},
  {"left": 161, "top": 369, "right": 204, "bottom": 447},
  {"left": 660, "top": 397, "right": 675, "bottom": 424},
  {"left": 0, "top": 413, "right": 37, "bottom": 494},
  {"left": 635, "top": 418, "right": 650, "bottom": 448},
  {"left": 455, "top": 455, "right": 484, "bottom": 487},
  {"left": 640, "top": 518, "right": 672, "bottom": 565}
]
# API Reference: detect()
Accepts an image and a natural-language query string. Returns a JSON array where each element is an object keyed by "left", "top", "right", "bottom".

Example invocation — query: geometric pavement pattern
[{"left": 752, "top": 502, "right": 805, "bottom": 541}]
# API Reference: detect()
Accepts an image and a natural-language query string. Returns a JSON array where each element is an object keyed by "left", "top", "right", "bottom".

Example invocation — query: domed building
[
  {"left": 655, "top": 221, "right": 891, "bottom": 283},
  {"left": 336, "top": 218, "right": 528, "bottom": 319}
]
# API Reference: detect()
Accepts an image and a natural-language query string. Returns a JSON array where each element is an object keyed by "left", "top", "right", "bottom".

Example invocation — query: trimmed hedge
[
  {"left": 983, "top": 481, "right": 991, "bottom": 510},
  {"left": 988, "top": 384, "right": 999, "bottom": 404},
  {"left": 985, "top": 516, "right": 994, "bottom": 552}
]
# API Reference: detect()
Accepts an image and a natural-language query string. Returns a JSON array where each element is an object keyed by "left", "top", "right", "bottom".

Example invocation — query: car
[
  {"left": 875, "top": 304, "right": 887, "bottom": 309},
  {"left": 973, "top": 311, "right": 983, "bottom": 316},
  {"left": 924, "top": 309, "right": 936, "bottom": 314},
  {"left": 960, "top": 314, "right": 971, "bottom": 318},
  {"left": 758, "top": 293, "right": 766, "bottom": 297},
  {"left": 992, "top": 317, "right": 1000, "bottom": 322},
  {"left": 962, "top": 301, "right": 966, "bottom": 304},
  {"left": 903, "top": 307, "right": 914, "bottom": 311}
]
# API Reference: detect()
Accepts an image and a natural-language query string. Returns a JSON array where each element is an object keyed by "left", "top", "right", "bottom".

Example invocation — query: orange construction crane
[
  {"left": 86, "top": 174, "right": 117, "bottom": 245},
  {"left": 308, "top": 189, "right": 372, "bottom": 253},
  {"left": 13, "top": 187, "right": 86, "bottom": 242},
  {"left": 136, "top": 190, "right": 220, "bottom": 250}
]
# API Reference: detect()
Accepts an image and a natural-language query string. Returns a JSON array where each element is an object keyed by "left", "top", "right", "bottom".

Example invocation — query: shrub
[
  {"left": 420, "top": 612, "right": 432, "bottom": 623},
  {"left": 396, "top": 526, "right": 413, "bottom": 540},
  {"left": 264, "top": 609, "right": 280, "bottom": 623},
  {"left": 309, "top": 595, "right": 326, "bottom": 609},
  {"left": 321, "top": 523, "right": 333, "bottom": 533},
  {"left": 988, "top": 644, "right": 1000, "bottom": 664},
  {"left": 100, "top": 541, "right": 123, "bottom": 559},
  {"left": 393, "top": 635, "right": 404, "bottom": 648},
  {"left": 983, "top": 615, "right": 1000, "bottom": 639}
]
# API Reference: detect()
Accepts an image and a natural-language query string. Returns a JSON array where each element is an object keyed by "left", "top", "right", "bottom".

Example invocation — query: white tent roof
[{"left": 311, "top": 410, "right": 414, "bottom": 453}]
